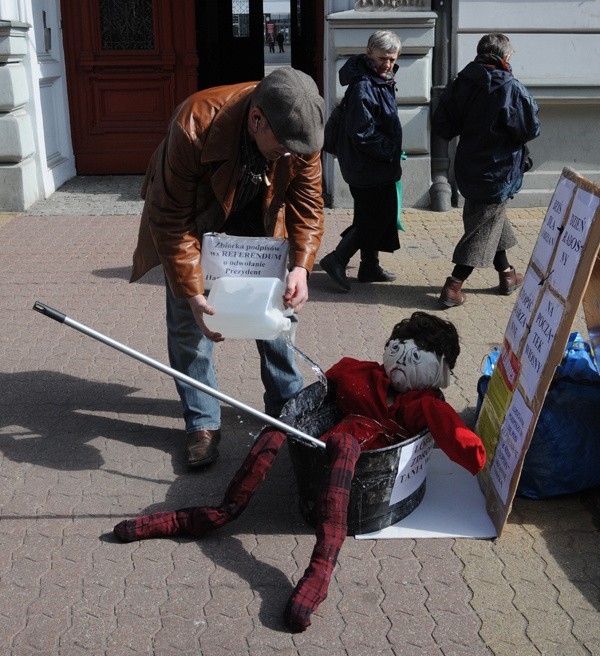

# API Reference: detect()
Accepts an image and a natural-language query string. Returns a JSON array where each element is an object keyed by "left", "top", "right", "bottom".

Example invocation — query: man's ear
[{"left": 249, "top": 107, "right": 262, "bottom": 133}]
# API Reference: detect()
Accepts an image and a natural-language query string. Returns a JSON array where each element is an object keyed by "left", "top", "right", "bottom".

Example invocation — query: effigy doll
[{"left": 113, "top": 311, "right": 486, "bottom": 632}]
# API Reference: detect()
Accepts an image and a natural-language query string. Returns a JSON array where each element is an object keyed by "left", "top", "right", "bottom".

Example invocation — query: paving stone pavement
[{"left": 0, "top": 176, "right": 598, "bottom": 655}]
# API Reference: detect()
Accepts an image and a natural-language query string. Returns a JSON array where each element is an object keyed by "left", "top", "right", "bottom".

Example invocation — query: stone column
[
  {"left": 429, "top": 0, "right": 452, "bottom": 211},
  {"left": 0, "top": 20, "right": 38, "bottom": 211},
  {"left": 326, "top": 3, "right": 435, "bottom": 208}
]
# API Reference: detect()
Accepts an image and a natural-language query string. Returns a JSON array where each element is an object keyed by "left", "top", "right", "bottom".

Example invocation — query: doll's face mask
[{"left": 383, "top": 338, "right": 451, "bottom": 393}]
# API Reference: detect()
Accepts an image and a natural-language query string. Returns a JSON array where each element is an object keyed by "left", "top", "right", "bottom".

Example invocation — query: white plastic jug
[{"left": 204, "top": 277, "right": 293, "bottom": 340}]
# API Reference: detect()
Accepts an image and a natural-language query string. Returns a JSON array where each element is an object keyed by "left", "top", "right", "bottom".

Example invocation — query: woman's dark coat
[
  {"left": 432, "top": 61, "right": 540, "bottom": 203},
  {"left": 336, "top": 54, "right": 403, "bottom": 188}
]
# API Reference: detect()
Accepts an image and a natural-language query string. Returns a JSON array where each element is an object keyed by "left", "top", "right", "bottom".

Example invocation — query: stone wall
[{"left": 0, "top": 20, "right": 38, "bottom": 210}]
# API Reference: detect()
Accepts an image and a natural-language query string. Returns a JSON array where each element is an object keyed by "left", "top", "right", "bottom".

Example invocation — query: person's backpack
[
  {"left": 323, "top": 100, "right": 346, "bottom": 156},
  {"left": 323, "top": 84, "right": 353, "bottom": 156}
]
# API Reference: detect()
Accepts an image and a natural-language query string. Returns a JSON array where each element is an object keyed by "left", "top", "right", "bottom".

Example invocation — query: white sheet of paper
[
  {"left": 519, "top": 289, "right": 564, "bottom": 402},
  {"left": 490, "top": 391, "right": 534, "bottom": 504},
  {"left": 356, "top": 449, "right": 497, "bottom": 540},
  {"left": 549, "top": 187, "right": 599, "bottom": 300},
  {"left": 389, "top": 431, "right": 434, "bottom": 505},
  {"left": 531, "top": 175, "right": 576, "bottom": 273},
  {"left": 505, "top": 268, "right": 542, "bottom": 353}
]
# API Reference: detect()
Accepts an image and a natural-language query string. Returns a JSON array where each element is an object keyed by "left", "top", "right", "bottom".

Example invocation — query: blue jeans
[{"left": 165, "top": 281, "right": 303, "bottom": 433}]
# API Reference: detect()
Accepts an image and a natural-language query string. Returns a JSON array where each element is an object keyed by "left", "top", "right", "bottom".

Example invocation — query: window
[
  {"left": 232, "top": 0, "right": 250, "bottom": 38},
  {"left": 100, "top": 0, "right": 154, "bottom": 51}
]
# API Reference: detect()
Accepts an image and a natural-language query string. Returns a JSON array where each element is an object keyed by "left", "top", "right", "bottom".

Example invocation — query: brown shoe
[
  {"left": 187, "top": 429, "right": 221, "bottom": 468},
  {"left": 498, "top": 267, "right": 524, "bottom": 295},
  {"left": 440, "top": 276, "right": 466, "bottom": 307}
]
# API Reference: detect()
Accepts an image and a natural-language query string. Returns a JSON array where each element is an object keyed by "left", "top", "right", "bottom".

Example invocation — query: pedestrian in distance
[
  {"left": 320, "top": 30, "right": 404, "bottom": 293},
  {"left": 267, "top": 32, "right": 275, "bottom": 53},
  {"left": 432, "top": 32, "right": 541, "bottom": 307},
  {"left": 277, "top": 30, "right": 285, "bottom": 53},
  {"left": 129, "top": 67, "right": 325, "bottom": 468}
]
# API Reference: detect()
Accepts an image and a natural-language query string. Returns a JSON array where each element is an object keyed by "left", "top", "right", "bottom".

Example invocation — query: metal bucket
[{"left": 283, "top": 382, "right": 433, "bottom": 536}]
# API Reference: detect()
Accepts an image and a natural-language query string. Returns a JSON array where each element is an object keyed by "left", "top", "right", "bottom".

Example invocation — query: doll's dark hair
[{"left": 385, "top": 312, "right": 460, "bottom": 370}]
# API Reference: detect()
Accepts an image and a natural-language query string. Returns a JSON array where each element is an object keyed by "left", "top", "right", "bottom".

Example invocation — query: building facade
[
  {"left": 1, "top": 0, "right": 599, "bottom": 211},
  {"left": 324, "top": 0, "right": 600, "bottom": 209}
]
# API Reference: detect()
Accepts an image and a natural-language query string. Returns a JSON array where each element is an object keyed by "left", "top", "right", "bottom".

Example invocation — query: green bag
[{"left": 396, "top": 151, "right": 407, "bottom": 232}]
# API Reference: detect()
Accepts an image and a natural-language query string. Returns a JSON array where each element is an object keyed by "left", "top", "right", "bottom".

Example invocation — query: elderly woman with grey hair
[
  {"left": 320, "top": 30, "right": 404, "bottom": 293},
  {"left": 432, "top": 33, "right": 541, "bottom": 307}
]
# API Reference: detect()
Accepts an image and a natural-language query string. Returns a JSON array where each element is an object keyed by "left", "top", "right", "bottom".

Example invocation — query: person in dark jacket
[
  {"left": 432, "top": 33, "right": 540, "bottom": 307},
  {"left": 320, "top": 30, "right": 403, "bottom": 292}
]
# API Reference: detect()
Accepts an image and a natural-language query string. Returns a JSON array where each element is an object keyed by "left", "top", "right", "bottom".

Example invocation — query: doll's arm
[{"left": 401, "top": 393, "right": 486, "bottom": 475}]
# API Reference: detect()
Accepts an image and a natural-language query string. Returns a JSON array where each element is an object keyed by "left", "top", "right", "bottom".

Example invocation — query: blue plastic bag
[{"left": 476, "top": 333, "right": 600, "bottom": 499}]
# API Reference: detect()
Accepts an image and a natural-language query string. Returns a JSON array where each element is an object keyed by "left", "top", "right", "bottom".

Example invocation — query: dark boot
[
  {"left": 440, "top": 276, "right": 466, "bottom": 307},
  {"left": 498, "top": 267, "right": 524, "bottom": 295},
  {"left": 319, "top": 228, "right": 360, "bottom": 292},
  {"left": 357, "top": 251, "right": 396, "bottom": 282},
  {"left": 319, "top": 252, "right": 350, "bottom": 292}
]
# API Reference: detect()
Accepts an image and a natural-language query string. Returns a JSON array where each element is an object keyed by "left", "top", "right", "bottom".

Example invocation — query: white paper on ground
[{"left": 356, "top": 449, "right": 497, "bottom": 539}]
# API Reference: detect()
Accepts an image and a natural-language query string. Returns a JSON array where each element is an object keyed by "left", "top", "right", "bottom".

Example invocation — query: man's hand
[
  {"left": 188, "top": 294, "right": 225, "bottom": 342},
  {"left": 284, "top": 266, "right": 309, "bottom": 311}
]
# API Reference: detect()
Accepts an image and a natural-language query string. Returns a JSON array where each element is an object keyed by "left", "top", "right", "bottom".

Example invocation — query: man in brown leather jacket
[{"left": 130, "top": 68, "right": 325, "bottom": 467}]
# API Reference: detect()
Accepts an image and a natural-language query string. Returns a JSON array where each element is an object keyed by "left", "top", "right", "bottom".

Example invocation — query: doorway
[
  {"left": 264, "top": 2, "right": 291, "bottom": 76},
  {"left": 196, "top": 0, "right": 265, "bottom": 89},
  {"left": 60, "top": 0, "right": 323, "bottom": 175}
]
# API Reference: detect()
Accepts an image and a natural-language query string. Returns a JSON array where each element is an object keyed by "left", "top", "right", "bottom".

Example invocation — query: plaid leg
[
  {"left": 113, "top": 429, "right": 287, "bottom": 542},
  {"left": 184, "top": 428, "right": 287, "bottom": 534},
  {"left": 113, "top": 509, "right": 193, "bottom": 542},
  {"left": 284, "top": 432, "right": 360, "bottom": 632}
]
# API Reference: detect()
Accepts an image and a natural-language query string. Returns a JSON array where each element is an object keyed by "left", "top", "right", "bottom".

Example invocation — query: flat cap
[{"left": 254, "top": 67, "right": 324, "bottom": 154}]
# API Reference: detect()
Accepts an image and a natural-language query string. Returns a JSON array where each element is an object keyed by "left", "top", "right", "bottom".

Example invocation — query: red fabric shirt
[{"left": 326, "top": 358, "right": 486, "bottom": 475}]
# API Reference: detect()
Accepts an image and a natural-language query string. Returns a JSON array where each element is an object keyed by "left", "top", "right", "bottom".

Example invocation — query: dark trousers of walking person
[{"left": 320, "top": 181, "right": 399, "bottom": 292}]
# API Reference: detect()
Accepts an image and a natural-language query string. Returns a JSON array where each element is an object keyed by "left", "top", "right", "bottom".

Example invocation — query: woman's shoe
[
  {"left": 357, "top": 263, "right": 396, "bottom": 283},
  {"left": 320, "top": 252, "right": 351, "bottom": 292},
  {"left": 498, "top": 267, "right": 523, "bottom": 295},
  {"left": 440, "top": 277, "right": 466, "bottom": 307}
]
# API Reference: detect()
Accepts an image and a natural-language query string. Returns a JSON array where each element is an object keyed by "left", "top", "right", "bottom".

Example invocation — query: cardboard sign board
[{"left": 476, "top": 168, "right": 600, "bottom": 537}]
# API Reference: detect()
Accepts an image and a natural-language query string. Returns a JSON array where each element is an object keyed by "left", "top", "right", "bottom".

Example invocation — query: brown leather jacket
[{"left": 130, "top": 81, "right": 324, "bottom": 298}]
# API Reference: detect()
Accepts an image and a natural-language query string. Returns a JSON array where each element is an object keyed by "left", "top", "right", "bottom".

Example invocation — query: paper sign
[
  {"left": 201, "top": 233, "right": 289, "bottom": 290},
  {"left": 389, "top": 431, "right": 434, "bottom": 505},
  {"left": 476, "top": 339, "right": 520, "bottom": 466},
  {"left": 532, "top": 176, "right": 576, "bottom": 273},
  {"left": 550, "top": 188, "right": 600, "bottom": 299},
  {"left": 489, "top": 391, "right": 534, "bottom": 504},
  {"left": 519, "top": 289, "right": 564, "bottom": 402},
  {"left": 506, "top": 268, "right": 542, "bottom": 353}
]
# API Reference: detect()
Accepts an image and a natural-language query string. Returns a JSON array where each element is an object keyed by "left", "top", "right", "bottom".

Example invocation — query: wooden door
[{"left": 61, "top": 0, "right": 198, "bottom": 174}]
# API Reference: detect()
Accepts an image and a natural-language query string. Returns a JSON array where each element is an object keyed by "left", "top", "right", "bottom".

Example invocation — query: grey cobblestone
[{"left": 0, "top": 176, "right": 597, "bottom": 654}]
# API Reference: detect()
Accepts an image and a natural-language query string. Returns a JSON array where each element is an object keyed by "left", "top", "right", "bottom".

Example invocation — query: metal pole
[{"left": 33, "top": 301, "right": 326, "bottom": 449}]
